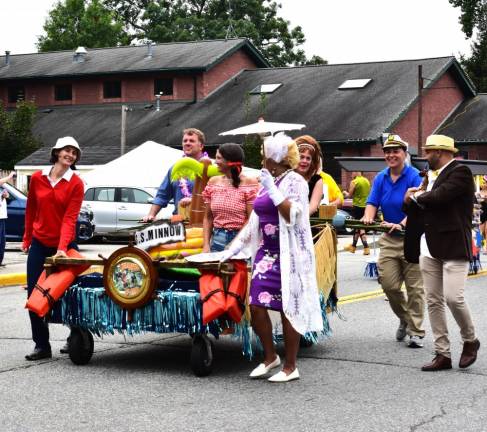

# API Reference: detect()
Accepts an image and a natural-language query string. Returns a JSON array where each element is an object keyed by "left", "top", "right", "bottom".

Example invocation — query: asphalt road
[{"left": 1, "top": 244, "right": 487, "bottom": 431}]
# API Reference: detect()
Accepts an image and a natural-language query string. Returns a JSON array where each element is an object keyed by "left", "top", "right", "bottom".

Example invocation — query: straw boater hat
[
  {"left": 422, "top": 134, "right": 458, "bottom": 153},
  {"left": 423, "top": 135, "right": 458, "bottom": 153},
  {"left": 382, "top": 134, "right": 408, "bottom": 150}
]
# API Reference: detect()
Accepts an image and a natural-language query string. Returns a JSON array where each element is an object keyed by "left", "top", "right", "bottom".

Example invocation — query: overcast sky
[{"left": 0, "top": 0, "right": 473, "bottom": 63}]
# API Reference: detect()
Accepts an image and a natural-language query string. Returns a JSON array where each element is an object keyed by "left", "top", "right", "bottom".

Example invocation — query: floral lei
[{"left": 178, "top": 151, "right": 209, "bottom": 197}]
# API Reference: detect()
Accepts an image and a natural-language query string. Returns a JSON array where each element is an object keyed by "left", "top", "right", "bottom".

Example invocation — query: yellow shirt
[{"left": 319, "top": 172, "right": 343, "bottom": 204}]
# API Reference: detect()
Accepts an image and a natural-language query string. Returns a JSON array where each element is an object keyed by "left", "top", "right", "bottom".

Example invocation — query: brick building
[{"left": 1, "top": 38, "right": 485, "bottom": 189}]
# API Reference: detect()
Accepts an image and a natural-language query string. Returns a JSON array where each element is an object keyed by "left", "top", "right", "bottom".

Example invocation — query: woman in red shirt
[
  {"left": 202, "top": 143, "right": 259, "bottom": 252},
  {"left": 22, "top": 137, "right": 85, "bottom": 361}
]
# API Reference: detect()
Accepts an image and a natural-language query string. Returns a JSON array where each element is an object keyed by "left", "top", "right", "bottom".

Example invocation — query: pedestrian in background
[
  {"left": 362, "top": 134, "right": 425, "bottom": 348},
  {"left": 344, "top": 171, "right": 371, "bottom": 255},
  {"left": 0, "top": 171, "right": 16, "bottom": 267},
  {"left": 404, "top": 135, "right": 480, "bottom": 371},
  {"left": 22, "top": 137, "right": 84, "bottom": 361}
]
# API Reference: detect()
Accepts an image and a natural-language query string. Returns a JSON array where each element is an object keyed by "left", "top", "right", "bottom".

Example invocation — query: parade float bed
[{"left": 47, "top": 255, "right": 333, "bottom": 376}]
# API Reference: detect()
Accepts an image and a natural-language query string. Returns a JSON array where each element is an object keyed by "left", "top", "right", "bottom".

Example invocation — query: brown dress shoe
[
  {"left": 459, "top": 339, "right": 480, "bottom": 369},
  {"left": 421, "top": 353, "right": 452, "bottom": 371}
]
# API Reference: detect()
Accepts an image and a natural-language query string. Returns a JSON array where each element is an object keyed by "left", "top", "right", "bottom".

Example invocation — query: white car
[{"left": 83, "top": 186, "right": 174, "bottom": 237}]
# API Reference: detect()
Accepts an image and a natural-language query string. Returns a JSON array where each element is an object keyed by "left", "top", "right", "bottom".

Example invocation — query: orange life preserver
[
  {"left": 224, "top": 261, "right": 248, "bottom": 323},
  {"left": 199, "top": 271, "right": 226, "bottom": 325},
  {"left": 26, "top": 249, "right": 91, "bottom": 318},
  {"left": 199, "top": 261, "right": 248, "bottom": 325}
]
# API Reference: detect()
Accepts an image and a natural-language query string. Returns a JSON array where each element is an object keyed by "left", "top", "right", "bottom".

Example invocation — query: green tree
[
  {"left": 103, "top": 0, "right": 326, "bottom": 66},
  {"left": 449, "top": 0, "right": 486, "bottom": 38},
  {"left": 460, "top": 5, "right": 487, "bottom": 91},
  {"left": 0, "top": 101, "right": 40, "bottom": 169},
  {"left": 452, "top": 1, "right": 487, "bottom": 91},
  {"left": 37, "top": 0, "right": 129, "bottom": 52}
]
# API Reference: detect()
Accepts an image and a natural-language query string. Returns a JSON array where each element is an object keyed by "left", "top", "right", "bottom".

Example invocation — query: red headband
[{"left": 227, "top": 161, "right": 243, "bottom": 173}]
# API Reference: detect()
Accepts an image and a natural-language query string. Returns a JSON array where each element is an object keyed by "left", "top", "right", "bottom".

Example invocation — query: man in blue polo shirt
[{"left": 363, "top": 134, "right": 425, "bottom": 348}]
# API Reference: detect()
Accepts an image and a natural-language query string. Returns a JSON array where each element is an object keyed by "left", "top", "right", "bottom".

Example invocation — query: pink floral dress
[{"left": 249, "top": 188, "right": 282, "bottom": 310}]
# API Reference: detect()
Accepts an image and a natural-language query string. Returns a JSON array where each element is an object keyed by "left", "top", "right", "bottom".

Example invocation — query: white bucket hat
[{"left": 51, "top": 136, "right": 82, "bottom": 160}]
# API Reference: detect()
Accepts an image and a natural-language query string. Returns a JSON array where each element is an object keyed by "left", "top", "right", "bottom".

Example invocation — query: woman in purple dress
[{"left": 221, "top": 133, "right": 323, "bottom": 383}]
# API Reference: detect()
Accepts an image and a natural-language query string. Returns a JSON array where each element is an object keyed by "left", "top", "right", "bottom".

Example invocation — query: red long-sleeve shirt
[{"left": 23, "top": 170, "right": 84, "bottom": 251}]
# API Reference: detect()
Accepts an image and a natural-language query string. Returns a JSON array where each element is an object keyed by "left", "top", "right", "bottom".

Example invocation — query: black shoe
[
  {"left": 60, "top": 343, "right": 69, "bottom": 354},
  {"left": 25, "top": 348, "right": 52, "bottom": 361}
]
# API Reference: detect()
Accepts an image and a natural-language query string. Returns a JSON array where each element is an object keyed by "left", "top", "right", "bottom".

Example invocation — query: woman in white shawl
[{"left": 221, "top": 133, "right": 322, "bottom": 382}]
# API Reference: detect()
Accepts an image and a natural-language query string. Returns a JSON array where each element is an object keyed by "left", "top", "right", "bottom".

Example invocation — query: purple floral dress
[{"left": 249, "top": 189, "right": 282, "bottom": 311}]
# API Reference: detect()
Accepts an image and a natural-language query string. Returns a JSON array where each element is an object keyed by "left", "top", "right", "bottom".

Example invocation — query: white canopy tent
[
  {"left": 82, "top": 141, "right": 183, "bottom": 188},
  {"left": 82, "top": 140, "right": 260, "bottom": 188}
]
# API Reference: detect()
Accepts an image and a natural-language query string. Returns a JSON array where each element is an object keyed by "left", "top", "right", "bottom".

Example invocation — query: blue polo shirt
[{"left": 367, "top": 164, "right": 422, "bottom": 224}]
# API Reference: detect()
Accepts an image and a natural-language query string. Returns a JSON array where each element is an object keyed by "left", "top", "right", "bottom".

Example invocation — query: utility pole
[
  {"left": 417, "top": 65, "right": 423, "bottom": 157},
  {"left": 121, "top": 105, "right": 127, "bottom": 156}
]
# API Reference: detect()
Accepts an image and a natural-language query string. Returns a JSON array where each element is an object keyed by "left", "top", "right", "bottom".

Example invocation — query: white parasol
[{"left": 219, "top": 117, "right": 305, "bottom": 136}]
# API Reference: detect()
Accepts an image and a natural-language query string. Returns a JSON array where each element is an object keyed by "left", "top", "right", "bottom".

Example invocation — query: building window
[
  {"left": 249, "top": 83, "right": 282, "bottom": 94},
  {"left": 154, "top": 78, "right": 173, "bottom": 96},
  {"left": 8, "top": 85, "right": 25, "bottom": 103},
  {"left": 55, "top": 84, "right": 72, "bottom": 101},
  {"left": 103, "top": 81, "right": 121, "bottom": 99},
  {"left": 338, "top": 79, "right": 372, "bottom": 90}
]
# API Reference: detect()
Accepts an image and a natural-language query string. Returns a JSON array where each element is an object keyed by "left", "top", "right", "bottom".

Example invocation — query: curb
[{"left": 0, "top": 273, "right": 27, "bottom": 288}]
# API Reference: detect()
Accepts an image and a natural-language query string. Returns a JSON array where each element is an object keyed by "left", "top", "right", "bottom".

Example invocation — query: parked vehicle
[
  {"left": 3, "top": 183, "right": 95, "bottom": 243},
  {"left": 83, "top": 186, "right": 174, "bottom": 238}
]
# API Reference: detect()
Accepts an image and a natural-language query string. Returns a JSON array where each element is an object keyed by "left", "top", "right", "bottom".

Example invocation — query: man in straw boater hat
[
  {"left": 404, "top": 134, "right": 480, "bottom": 371},
  {"left": 362, "top": 134, "right": 426, "bottom": 348}
]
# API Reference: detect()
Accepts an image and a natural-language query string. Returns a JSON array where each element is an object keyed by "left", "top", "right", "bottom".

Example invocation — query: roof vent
[
  {"left": 249, "top": 83, "right": 282, "bottom": 94},
  {"left": 5, "top": 50, "right": 10, "bottom": 66},
  {"left": 146, "top": 42, "right": 154, "bottom": 59},
  {"left": 338, "top": 79, "right": 372, "bottom": 90},
  {"left": 73, "top": 47, "right": 87, "bottom": 63}
]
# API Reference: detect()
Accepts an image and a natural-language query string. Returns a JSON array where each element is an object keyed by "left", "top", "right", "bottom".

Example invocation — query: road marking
[
  {"left": 338, "top": 269, "right": 487, "bottom": 305},
  {"left": 0, "top": 273, "right": 26, "bottom": 288}
]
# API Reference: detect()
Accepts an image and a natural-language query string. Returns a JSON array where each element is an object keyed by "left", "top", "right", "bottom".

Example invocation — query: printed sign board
[{"left": 135, "top": 221, "right": 185, "bottom": 251}]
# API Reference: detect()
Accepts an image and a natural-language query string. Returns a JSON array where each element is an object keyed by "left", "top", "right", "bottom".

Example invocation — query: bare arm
[
  {"left": 143, "top": 204, "right": 162, "bottom": 222},
  {"left": 347, "top": 180, "right": 356, "bottom": 198},
  {"left": 202, "top": 204, "right": 213, "bottom": 253},
  {"left": 362, "top": 204, "right": 377, "bottom": 224},
  {"left": 309, "top": 179, "right": 323, "bottom": 216}
]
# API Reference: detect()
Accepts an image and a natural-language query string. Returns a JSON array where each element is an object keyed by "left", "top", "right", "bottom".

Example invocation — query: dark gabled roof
[
  {"left": 17, "top": 56, "right": 477, "bottom": 166},
  {"left": 151, "top": 56, "right": 474, "bottom": 144},
  {"left": 0, "top": 38, "right": 269, "bottom": 80},
  {"left": 20, "top": 102, "right": 189, "bottom": 165},
  {"left": 437, "top": 94, "right": 487, "bottom": 144}
]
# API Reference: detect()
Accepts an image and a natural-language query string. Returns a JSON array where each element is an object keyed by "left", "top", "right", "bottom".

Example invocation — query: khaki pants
[
  {"left": 419, "top": 255, "right": 476, "bottom": 357},
  {"left": 378, "top": 234, "right": 425, "bottom": 337}
]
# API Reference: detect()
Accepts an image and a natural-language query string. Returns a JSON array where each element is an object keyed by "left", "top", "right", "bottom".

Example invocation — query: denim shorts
[{"left": 210, "top": 228, "right": 239, "bottom": 252}]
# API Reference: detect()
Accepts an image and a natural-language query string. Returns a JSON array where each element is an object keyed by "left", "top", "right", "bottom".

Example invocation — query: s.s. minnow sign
[{"left": 135, "top": 221, "right": 185, "bottom": 250}]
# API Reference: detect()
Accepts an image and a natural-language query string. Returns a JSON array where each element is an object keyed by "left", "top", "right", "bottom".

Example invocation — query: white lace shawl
[{"left": 229, "top": 171, "right": 323, "bottom": 334}]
